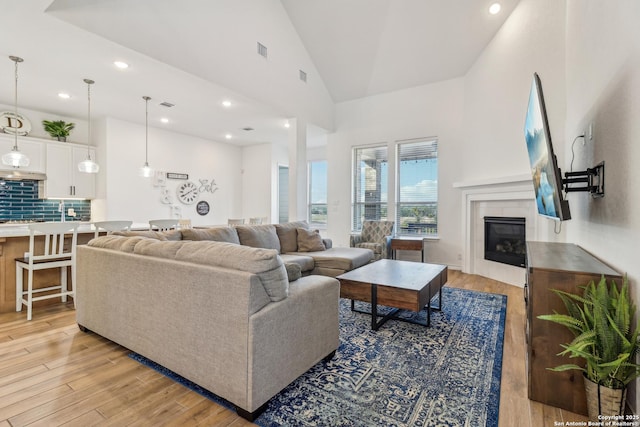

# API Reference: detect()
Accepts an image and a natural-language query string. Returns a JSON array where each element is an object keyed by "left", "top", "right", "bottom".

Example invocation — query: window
[
  {"left": 352, "top": 145, "right": 388, "bottom": 231},
  {"left": 396, "top": 139, "right": 438, "bottom": 235},
  {"left": 308, "top": 160, "right": 327, "bottom": 227}
]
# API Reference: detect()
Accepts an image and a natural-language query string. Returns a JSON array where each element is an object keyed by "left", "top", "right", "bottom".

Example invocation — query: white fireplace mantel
[{"left": 454, "top": 174, "right": 537, "bottom": 285}]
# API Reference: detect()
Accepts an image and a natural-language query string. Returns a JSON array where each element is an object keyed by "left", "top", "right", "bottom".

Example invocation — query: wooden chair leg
[{"left": 16, "top": 264, "right": 23, "bottom": 312}]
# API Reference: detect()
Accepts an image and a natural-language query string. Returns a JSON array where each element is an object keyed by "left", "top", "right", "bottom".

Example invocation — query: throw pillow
[
  {"left": 284, "top": 263, "right": 302, "bottom": 282},
  {"left": 274, "top": 220, "right": 309, "bottom": 253},
  {"left": 296, "top": 228, "right": 326, "bottom": 252},
  {"left": 235, "top": 224, "right": 281, "bottom": 252}
]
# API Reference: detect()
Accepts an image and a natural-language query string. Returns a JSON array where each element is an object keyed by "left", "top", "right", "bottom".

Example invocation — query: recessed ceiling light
[
  {"left": 284, "top": 121, "right": 290, "bottom": 128},
  {"left": 114, "top": 61, "right": 129, "bottom": 69},
  {"left": 58, "top": 93, "right": 70, "bottom": 99},
  {"left": 489, "top": 3, "right": 501, "bottom": 14},
  {"left": 222, "top": 100, "right": 231, "bottom": 108},
  {"left": 160, "top": 118, "right": 169, "bottom": 123},
  {"left": 225, "top": 133, "right": 232, "bottom": 139}
]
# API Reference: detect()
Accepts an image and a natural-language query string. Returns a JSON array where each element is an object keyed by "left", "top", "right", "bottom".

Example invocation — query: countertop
[{"left": 0, "top": 222, "right": 151, "bottom": 238}]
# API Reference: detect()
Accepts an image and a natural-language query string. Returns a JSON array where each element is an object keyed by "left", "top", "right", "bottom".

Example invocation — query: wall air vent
[
  {"left": 257, "top": 42, "right": 268, "bottom": 58},
  {"left": 159, "top": 102, "right": 175, "bottom": 108},
  {"left": 299, "top": 70, "right": 307, "bottom": 83},
  {"left": 242, "top": 127, "right": 254, "bottom": 131}
]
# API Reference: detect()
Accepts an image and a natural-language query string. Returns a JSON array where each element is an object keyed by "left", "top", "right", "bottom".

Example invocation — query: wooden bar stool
[{"left": 16, "top": 222, "right": 79, "bottom": 321}]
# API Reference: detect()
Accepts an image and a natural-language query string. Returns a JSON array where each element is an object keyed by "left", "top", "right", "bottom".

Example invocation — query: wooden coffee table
[{"left": 337, "top": 259, "right": 448, "bottom": 330}]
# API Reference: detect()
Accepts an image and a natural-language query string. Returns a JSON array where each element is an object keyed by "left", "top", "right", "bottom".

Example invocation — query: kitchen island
[{"left": 0, "top": 223, "right": 97, "bottom": 313}]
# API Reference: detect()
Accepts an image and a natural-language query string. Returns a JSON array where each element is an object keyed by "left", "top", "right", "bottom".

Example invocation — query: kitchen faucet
[{"left": 58, "top": 200, "right": 65, "bottom": 222}]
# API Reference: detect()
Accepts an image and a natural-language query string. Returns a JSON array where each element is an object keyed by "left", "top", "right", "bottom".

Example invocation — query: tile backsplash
[{"left": 0, "top": 180, "right": 91, "bottom": 222}]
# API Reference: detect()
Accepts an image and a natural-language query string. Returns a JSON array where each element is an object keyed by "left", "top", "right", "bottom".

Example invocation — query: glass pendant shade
[
  {"left": 2, "top": 147, "right": 30, "bottom": 167},
  {"left": 2, "top": 56, "right": 30, "bottom": 168},
  {"left": 139, "top": 162, "right": 153, "bottom": 177},
  {"left": 78, "top": 78, "right": 99, "bottom": 173},
  {"left": 78, "top": 157, "right": 99, "bottom": 173}
]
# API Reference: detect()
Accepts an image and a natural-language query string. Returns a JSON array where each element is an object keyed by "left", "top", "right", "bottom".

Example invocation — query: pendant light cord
[
  {"left": 144, "top": 96, "right": 150, "bottom": 165},
  {"left": 87, "top": 80, "right": 92, "bottom": 158},
  {"left": 13, "top": 57, "right": 19, "bottom": 150}
]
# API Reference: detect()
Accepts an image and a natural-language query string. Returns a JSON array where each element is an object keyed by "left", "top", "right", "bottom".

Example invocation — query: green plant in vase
[
  {"left": 42, "top": 120, "right": 75, "bottom": 141},
  {"left": 538, "top": 275, "right": 640, "bottom": 418}
]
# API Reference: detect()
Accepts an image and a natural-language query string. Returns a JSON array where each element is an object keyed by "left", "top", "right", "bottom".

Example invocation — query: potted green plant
[
  {"left": 42, "top": 120, "right": 75, "bottom": 141},
  {"left": 538, "top": 275, "right": 640, "bottom": 419}
]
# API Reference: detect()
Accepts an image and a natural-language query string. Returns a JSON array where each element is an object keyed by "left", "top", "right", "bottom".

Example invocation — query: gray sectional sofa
[{"left": 75, "top": 221, "right": 374, "bottom": 420}]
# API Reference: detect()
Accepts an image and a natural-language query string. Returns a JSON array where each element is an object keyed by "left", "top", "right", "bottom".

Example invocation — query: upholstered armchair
[{"left": 350, "top": 220, "right": 395, "bottom": 261}]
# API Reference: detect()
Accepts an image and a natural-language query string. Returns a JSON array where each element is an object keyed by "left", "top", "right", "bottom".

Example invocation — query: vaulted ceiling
[{"left": 0, "top": 0, "right": 519, "bottom": 146}]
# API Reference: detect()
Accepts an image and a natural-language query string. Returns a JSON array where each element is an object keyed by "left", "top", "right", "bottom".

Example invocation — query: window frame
[
  {"left": 395, "top": 138, "right": 438, "bottom": 237},
  {"left": 351, "top": 144, "right": 389, "bottom": 232}
]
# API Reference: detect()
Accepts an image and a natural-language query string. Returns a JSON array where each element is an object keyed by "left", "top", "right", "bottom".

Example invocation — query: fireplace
[{"left": 484, "top": 216, "right": 526, "bottom": 267}]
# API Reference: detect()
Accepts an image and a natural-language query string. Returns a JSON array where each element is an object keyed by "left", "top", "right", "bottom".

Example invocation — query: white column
[{"left": 288, "top": 118, "right": 307, "bottom": 222}]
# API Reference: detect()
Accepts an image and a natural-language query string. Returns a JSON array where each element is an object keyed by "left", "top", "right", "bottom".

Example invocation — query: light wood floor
[{"left": 0, "top": 270, "right": 589, "bottom": 426}]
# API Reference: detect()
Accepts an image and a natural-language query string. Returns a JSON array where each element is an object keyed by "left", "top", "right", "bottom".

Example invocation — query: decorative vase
[{"left": 584, "top": 375, "right": 627, "bottom": 420}]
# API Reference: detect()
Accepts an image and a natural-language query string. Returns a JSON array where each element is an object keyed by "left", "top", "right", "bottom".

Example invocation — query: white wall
[
  {"left": 563, "top": 0, "right": 640, "bottom": 410},
  {"left": 242, "top": 143, "right": 273, "bottom": 222},
  {"left": 96, "top": 118, "right": 243, "bottom": 226},
  {"left": 0, "top": 103, "right": 88, "bottom": 144},
  {"left": 461, "top": 0, "right": 567, "bottom": 240},
  {"left": 326, "top": 78, "right": 464, "bottom": 265}
]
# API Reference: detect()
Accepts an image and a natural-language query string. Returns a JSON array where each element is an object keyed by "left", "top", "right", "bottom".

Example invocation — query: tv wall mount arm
[{"left": 563, "top": 161, "right": 605, "bottom": 198}]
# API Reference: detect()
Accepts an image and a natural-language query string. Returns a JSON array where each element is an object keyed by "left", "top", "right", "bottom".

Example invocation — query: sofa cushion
[
  {"left": 235, "top": 225, "right": 281, "bottom": 252},
  {"left": 133, "top": 239, "right": 188, "bottom": 259},
  {"left": 279, "top": 254, "right": 315, "bottom": 272},
  {"left": 181, "top": 227, "right": 240, "bottom": 244},
  {"left": 88, "top": 235, "right": 148, "bottom": 253},
  {"left": 296, "top": 228, "right": 325, "bottom": 252},
  {"left": 274, "top": 220, "right": 308, "bottom": 253},
  {"left": 174, "top": 241, "right": 288, "bottom": 302},
  {"left": 291, "top": 247, "right": 374, "bottom": 272}
]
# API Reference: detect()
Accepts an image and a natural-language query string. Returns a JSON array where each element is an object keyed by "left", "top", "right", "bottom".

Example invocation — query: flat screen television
[{"left": 524, "top": 72, "right": 571, "bottom": 221}]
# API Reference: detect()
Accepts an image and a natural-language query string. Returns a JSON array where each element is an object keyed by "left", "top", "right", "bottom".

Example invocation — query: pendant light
[
  {"left": 2, "top": 56, "right": 30, "bottom": 168},
  {"left": 77, "top": 78, "right": 99, "bottom": 173},
  {"left": 139, "top": 96, "right": 153, "bottom": 178}
]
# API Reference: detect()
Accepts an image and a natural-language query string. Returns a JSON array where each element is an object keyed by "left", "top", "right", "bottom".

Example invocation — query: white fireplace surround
[{"left": 454, "top": 174, "right": 539, "bottom": 287}]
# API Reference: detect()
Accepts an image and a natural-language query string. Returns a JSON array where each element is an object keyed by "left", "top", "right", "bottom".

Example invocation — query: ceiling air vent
[
  {"left": 299, "top": 70, "right": 307, "bottom": 83},
  {"left": 242, "top": 127, "right": 254, "bottom": 131},
  {"left": 257, "top": 42, "right": 268, "bottom": 58},
  {"left": 159, "top": 102, "right": 175, "bottom": 108}
]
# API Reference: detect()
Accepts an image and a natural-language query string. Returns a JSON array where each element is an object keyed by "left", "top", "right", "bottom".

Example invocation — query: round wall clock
[{"left": 176, "top": 181, "right": 199, "bottom": 205}]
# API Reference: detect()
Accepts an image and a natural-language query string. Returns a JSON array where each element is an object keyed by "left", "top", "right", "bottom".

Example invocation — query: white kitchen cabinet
[
  {"left": 0, "top": 134, "right": 46, "bottom": 172},
  {"left": 44, "top": 143, "right": 95, "bottom": 199}
]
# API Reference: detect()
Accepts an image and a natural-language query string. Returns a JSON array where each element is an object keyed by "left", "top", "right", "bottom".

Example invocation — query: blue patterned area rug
[{"left": 129, "top": 287, "right": 507, "bottom": 427}]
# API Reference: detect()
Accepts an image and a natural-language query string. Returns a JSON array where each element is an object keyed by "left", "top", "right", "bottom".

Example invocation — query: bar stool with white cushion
[
  {"left": 93, "top": 220, "right": 133, "bottom": 238},
  {"left": 16, "top": 222, "right": 79, "bottom": 321},
  {"left": 149, "top": 219, "right": 178, "bottom": 231}
]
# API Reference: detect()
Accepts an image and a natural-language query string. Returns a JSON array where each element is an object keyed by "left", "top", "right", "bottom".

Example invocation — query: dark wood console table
[
  {"left": 390, "top": 236, "right": 425, "bottom": 262},
  {"left": 526, "top": 241, "right": 621, "bottom": 415}
]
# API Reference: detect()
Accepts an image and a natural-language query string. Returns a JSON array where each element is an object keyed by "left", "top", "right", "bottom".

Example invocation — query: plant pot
[
  {"left": 584, "top": 375, "right": 627, "bottom": 420},
  {"left": 56, "top": 136, "right": 66, "bottom": 142}
]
